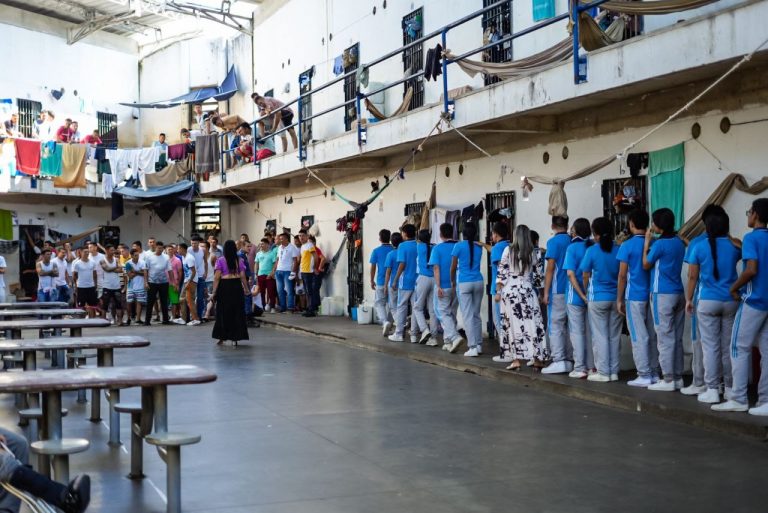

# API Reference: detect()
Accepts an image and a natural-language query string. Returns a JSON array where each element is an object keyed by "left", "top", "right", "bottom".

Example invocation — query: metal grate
[
  {"left": 601, "top": 176, "right": 648, "bottom": 237},
  {"left": 16, "top": 99, "right": 42, "bottom": 138},
  {"left": 346, "top": 210, "right": 364, "bottom": 314},
  {"left": 402, "top": 8, "right": 425, "bottom": 111},
  {"left": 97, "top": 112, "right": 118, "bottom": 146},
  {"left": 481, "top": 0, "right": 513, "bottom": 86},
  {"left": 484, "top": 190, "right": 515, "bottom": 338},
  {"left": 191, "top": 200, "right": 221, "bottom": 236},
  {"left": 343, "top": 43, "right": 359, "bottom": 132},
  {"left": 299, "top": 68, "right": 314, "bottom": 144},
  {"left": 403, "top": 201, "right": 426, "bottom": 218}
]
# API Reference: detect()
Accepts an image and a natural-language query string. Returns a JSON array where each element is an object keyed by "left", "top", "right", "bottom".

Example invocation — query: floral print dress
[{"left": 497, "top": 246, "right": 548, "bottom": 361}]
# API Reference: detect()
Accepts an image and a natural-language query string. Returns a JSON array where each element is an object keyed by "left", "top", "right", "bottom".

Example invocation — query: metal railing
[{"left": 218, "top": 0, "right": 612, "bottom": 175}]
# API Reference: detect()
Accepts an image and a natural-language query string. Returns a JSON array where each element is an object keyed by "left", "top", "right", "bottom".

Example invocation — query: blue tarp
[{"left": 120, "top": 66, "right": 238, "bottom": 109}]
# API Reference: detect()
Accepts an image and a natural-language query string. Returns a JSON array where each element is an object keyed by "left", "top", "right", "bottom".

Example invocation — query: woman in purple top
[{"left": 211, "top": 240, "right": 250, "bottom": 345}]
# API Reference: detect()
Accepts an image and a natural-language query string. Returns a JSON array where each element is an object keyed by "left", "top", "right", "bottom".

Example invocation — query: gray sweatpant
[
  {"left": 547, "top": 294, "right": 571, "bottom": 363},
  {"left": 730, "top": 303, "right": 768, "bottom": 405},
  {"left": 566, "top": 304, "right": 593, "bottom": 373},
  {"left": 413, "top": 275, "right": 437, "bottom": 336},
  {"left": 374, "top": 285, "right": 390, "bottom": 325},
  {"left": 690, "top": 290, "right": 705, "bottom": 387},
  {"left": 458, "top": 281, "right": 484, "bottom": 348},
  {"left": 653, "top": 293, "right": 685, "bottom": 381},
  {"left": 393, "top": 289, "right": 414, "bottom": 337},
  {"left": 588, "top": 301, "right": 622, "bottom": 376},
  {"left": 697, "top": 299, "right": 738, "bottom": 390},
  {"left": 387, "top": 285, "right": 398, "bottom": 323},
  {"left": 436, "top": 287, "right": 459, "bottom": 342},
  {"left": 0, "top": 428, "right": 29, "bottom": 513},
  {"left": 627, "top": 300, "right": 660, "bottom": 379}
]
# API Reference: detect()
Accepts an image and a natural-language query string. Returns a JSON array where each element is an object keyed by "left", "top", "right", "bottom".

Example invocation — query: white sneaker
[
  {"left": 748, "top": 403, "right": 768, "bottom": 416},
  {"left": 419, "top": 331, "right": 432, "bottom": 344},
  {"left": 648, "top": 380, "right": 675, "bottom": 392},
  {"left": 442, "top": 343, "right": 451, "bottom": 351},
  {"left": 492, "top": 355, "right": 514, "bottom": 363},
  {"left": 382, "top": 322, "right": 392, "bottom": 337},
  {"left": 172, "top": 318, "right": 186, "bottom": 325},
  {"left": 587, "top": 373, "right": 610, "bottom": 383},
  {"left": 610, "top": 374, "right": 619, "bottom": 382},
  {"left": 186, "top": 319, "right": 201, "bottom": 326},
  {"left": 680, "top": 384, "right": 706, "bottom": 396},
  {"left": 724, "top": 387, "right": 734, "bottom": 400},
  {"left": 410, "top": 337, "right": 419, "bottom": 344},
  {"left": 448, "top": 337, "right": 465, "bottom": 354},
  {"left": 476, "top": 345, "right": 483, "bottom": 355},
  {"left": 569, "top": 370, "right": 588, "bottom": 379},
  {"left": 464, "top": 347, "right": 479, "bottom": 357},
  {"left": 388, "top": 334, "right": 404, "bottom": 342},
  {"left": 697, "top": 388, "right": 721, "bottom": 404},
  {"left": 627, "top": 376, "right": 653, "bottom": 388},
  {"left": 651, "top": 375, "right": 661, "bottom": 384},
  {"left": 712, "top": 400, "right": 748, "bottom": 412},
  {"left": 426, "top": 339, "right": 439, "bottom": 347},
  {"left": 674, "top": 379, "right": 684, "bottom": 390},
  {"left": 541, "top": 360, "right": 569, "bottom": 375}
]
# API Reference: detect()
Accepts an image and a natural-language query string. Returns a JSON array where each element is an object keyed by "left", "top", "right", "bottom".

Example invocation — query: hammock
[
  {"left": 579, "top": 12, "right": 627, "bottom": 51},
  {"left": 586, "top": 0, "right": 721, "bottom": 15},
  {"left": 365, "top": 87, "right": 414, "bottom": 121},
  {"left": 678, "top": 173, "right": 768, "bottom": 239}
]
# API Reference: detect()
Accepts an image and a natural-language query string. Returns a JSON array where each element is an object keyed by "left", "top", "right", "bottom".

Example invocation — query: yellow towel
[{"left": 54, "top": 144, "right": 87, "bottom": 188}]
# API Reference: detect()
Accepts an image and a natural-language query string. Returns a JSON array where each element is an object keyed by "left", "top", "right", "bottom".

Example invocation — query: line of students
[{"left": 369, "top": 199, "right": 768, "bottom": 415}]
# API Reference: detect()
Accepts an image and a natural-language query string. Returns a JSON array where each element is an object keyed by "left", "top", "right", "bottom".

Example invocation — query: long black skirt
[{"left": 212, "top": 278, "right": 249, "bottom": 342}]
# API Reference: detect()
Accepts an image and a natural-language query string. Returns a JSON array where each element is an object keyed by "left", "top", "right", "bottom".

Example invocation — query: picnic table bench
[
  {"left": 0, "top": 309, "right": 85, "bottom": 319},
  {"left": 0, "top": 364, "right": 217, "bottom": 513},
  {"left": 0, "top": 318, "right": 110, "bottom": 339},
  {"left": 0, "top": 302, "right": 68, "bottom": 309}
]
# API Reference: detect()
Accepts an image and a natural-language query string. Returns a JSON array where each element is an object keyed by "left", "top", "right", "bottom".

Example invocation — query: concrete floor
[{"left": 1, "top": 324, "right": 767, "bottom": 513}]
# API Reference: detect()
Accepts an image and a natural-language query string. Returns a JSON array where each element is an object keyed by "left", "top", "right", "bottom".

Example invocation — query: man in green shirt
[{"left": 254, "top": 238, "right": 279, "bottom": 313}]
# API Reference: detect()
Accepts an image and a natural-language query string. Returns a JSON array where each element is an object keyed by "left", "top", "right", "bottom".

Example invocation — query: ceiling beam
[
  {"left": 165, "top": 2, "right": 253, "bottom": 36},
  {"left": 67, "top": 10, "right": 139, "bottom": 44}
]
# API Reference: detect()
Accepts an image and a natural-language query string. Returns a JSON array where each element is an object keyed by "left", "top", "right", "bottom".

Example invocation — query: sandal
[{"left": 506, "top": 360, "right": 522, "bottom": 371}]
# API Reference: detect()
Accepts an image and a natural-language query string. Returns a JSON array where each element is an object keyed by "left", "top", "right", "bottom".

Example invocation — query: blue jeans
[
  {"left": 37, "top": 289, "right": 54, "bottom": 302},
  {"left": 54, "top": 285, "right": 71, "bottom": 304},
  {"left": 196, "top": 277, "right": 206, "bottom": 319},
  {"left": 275, "top": 270, "right": 295, "bottom": 311}
]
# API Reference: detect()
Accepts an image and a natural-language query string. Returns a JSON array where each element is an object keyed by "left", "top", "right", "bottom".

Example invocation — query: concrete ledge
[{"left": 261, "top": 316, "right": 768, "bottom": 442}]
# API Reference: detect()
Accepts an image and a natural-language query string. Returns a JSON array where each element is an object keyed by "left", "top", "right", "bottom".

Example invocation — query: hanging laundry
[
  {"left": 626, "top": 152, "right": 649, "bottom": 177},
  {"left": 445, "top": 210, "right": 461, "bottom": 240},
  {"left": 102, "top": 173, "right": 115, "bottom": 199},
  {"left": 402, "top": 15, "right": 422, "bottom": 39},
  {"left": 111, "top": 191, "right": 124, "bottom": 221},
  {"left": 194, "top": 134, "right": 220, "bottom": 174},
  {"left": 0, "top": 140, "right": 16, "bottom": 177},
  {"left": 548, "top": 181, "right": 568, "bottom": 217},
  {"left": 40, "top": 141, "right": 63, "bottom": 177},
  {"left": 649, "top": 143, "right": 685, "bottom": 230},
  {"left": 54, "top": 143, "right": 87, "bottom": 188},
  {"left": 332, "top": 55, "right": 344, "bottom": 76},
  {"left": 85, "top": 162, "right": 99, "bottom": 183},
  {"left": 137, "top": 147, "right": 160, "bottom": 175},
  {"left": 533, "top": 0, "right": 555, "bottom": 22},
  {"left": 356, "top": 65, "right": 369, "bottom": 88},
  {"left": 424, "top": 44, "right": 443, "bottom": 81},
  {"left": 14, "top": 138, "right": 41, "bottom": 176},
  {"left": 0, "top": 209, "right": 13, "bottom": 240},
  {"left": 167, "top": 143, "right": 188, "bottom": 161},
  {"left": 430, "top": 207, "right": 447, "bottom": 244}
]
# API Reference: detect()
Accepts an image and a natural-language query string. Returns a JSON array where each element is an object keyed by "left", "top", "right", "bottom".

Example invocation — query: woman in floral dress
[{"left": 494, "top": 225, "right": 549, "bottom": 370}]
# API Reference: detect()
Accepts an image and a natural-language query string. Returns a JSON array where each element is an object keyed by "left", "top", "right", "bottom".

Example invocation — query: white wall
[
  {"left": 0, "top": 7, "right": 140, "bottom": 146},
  {"left": 228, "top": 104, "right": 768, "bottom": 331}
]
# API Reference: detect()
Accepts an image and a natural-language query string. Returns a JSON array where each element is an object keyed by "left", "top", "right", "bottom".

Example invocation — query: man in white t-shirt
[
  {"left": 189, "top": 236, "right": 208, "bottom": 320},
  {"left": 73, "top": 248, "right": 98, "bottom": 316},
  {"left": 124, "top": 249, "right": 147, "bottom": 324},
  {"left": 274, "top": 233, "right": 300, "bottom": 312},
  {"left": 143, "top": 241, "right": 172, "bottom": 326},
  {"left": 100, "top": 245, "right": 124, "bottom": 325},
  {"left": 36, "top": 248, "right": 58, "bottom": 302},
  {"left": 88, "top": 243, "right": 106, "bottom": 299},
  {"left": 52, "top": 248, "right": 71, "bottom": 304},
  {"left": 178, "top": 243, "right": 200, "bottom": 325},
  {"left": 0, "top": 254, "right": 7, "bottom": 303}
]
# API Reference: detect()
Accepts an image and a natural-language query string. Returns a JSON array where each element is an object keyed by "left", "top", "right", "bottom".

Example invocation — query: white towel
[{"left": 102, "top": 173, "right": 115, "bottom": 198}]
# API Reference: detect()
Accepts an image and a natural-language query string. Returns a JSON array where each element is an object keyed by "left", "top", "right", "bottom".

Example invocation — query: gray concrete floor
[{"left": 1, "top": 323, "right": 767, "bottom": 513}]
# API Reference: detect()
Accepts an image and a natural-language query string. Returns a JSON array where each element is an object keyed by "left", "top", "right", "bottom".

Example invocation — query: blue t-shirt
[
  {"left": 689, "top": 237, "right": 741, "bottom": 302},
  {"left": 451, "top": 241, "right": 483, "bottom": 283},
  {"left": 396, "top": 240, "right": 418, "bottom": 290},
  {"left": 384, "top": 250, "right": 399, "bottom": 288},
  {"left": 684, "top": 233, "right": 707, "bottom": 264},
  {"left": 741, "top": 228, "right": 768, "bottom": 311},
  {"left": 579, "top": 243, "right": 620, "bottom": 302},
  {"left": 563, "top": 239, "right": 588, "bottom": 306},
  {"left": 646, "top": 236, "right": 685, "bottom": 295},
  {"left": 369, "top": 244, "right": 393, "bottom": 287},
  {"left": 546, "top": 233, "right": 571, "bottom": 295},
  {"left": 416, "top": 242, "right": 434, "bottom": 278},
  {"left": 616, "top": 234, "right": 651, "bottom": 302},
  {"left": 490, "top": 240, "right": 508, "bottom": 294},
  {"left": 428, "top": 241, "right": 457, "bottom": 289}
]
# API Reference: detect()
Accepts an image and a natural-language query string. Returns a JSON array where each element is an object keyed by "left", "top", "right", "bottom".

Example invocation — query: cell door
[
  {"left": 484, "top": 191, "right": 516, "bottom": 338},
  {"left": 346, "top": 211, "right": 364, "bottom": 314},
  {"left": 343, "top": 43, "right": 360, "bottom": 132}
]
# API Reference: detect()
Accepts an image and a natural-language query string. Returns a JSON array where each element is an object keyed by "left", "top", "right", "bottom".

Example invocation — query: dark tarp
[
  {"left": 119, "top": 66, "right": 238, "bottom": 109},
  {"left": 113, "top": 181, "right": 196, "bottom": 223}
]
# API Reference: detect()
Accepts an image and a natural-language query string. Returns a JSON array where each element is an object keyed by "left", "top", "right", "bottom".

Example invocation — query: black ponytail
[
  {"left": 463, "top": 222, "right": 478, "bottom": 270},
  {"left": 591, "top": 217, "right": 614, "bottom": 253},
  {"left": 705, "top": 213, "right": 729, "bottom": 281}
]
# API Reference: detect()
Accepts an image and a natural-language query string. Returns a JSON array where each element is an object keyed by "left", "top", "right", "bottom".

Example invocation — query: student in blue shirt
[
  {"left": 579, "top": 217, "right": 621, "bottom": 383},
  {"left": 563, "top": 218, "right": 594, "bottom": 378},
  {"left": 680, "top": 204, "right": 728, "bottom": 397},
  {"left": 715, "top": 198, "right": 768, "bottom": 414},
  {"left": 450, "top": 222, "right": 485, "bottom": 357},
  {"left": 643, "top": 208, "right": 686, "bottom": 391},
  {"left": 542, "top": 216, "right": 573, "bottom": 375},
  {"left": 429, "top": 223, "right": 459, "bottom": 351},
  {"left": 685, "top": 211, "right": 740, "bottom": 405},
  {"left": 383, "top": 232, "right": 403, "bottom": 336},
  {"left": 369, "top": 229, "right": 394, "bottom": 336},
  {"left": 617, "top": 209, "right": 659, "bottom": 387},
  {"left": 412, "top": 229, "right": 438, "bottom": 345},
  {"left": 388, "top": 224, "right": 418, "bottom": 342}
]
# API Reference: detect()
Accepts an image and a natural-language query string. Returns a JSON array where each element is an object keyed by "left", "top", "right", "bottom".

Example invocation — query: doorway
[
  {"left": 19, "top": 225, "right": 44, "bottom": 299},
  {"left": 484, "top": 191, "right": 515, "bottom": 338}
]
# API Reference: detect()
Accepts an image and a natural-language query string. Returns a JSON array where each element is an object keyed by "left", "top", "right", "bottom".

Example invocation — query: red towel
[{"left": 14, "top": 139, "right": 41, "bottom": 176}]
